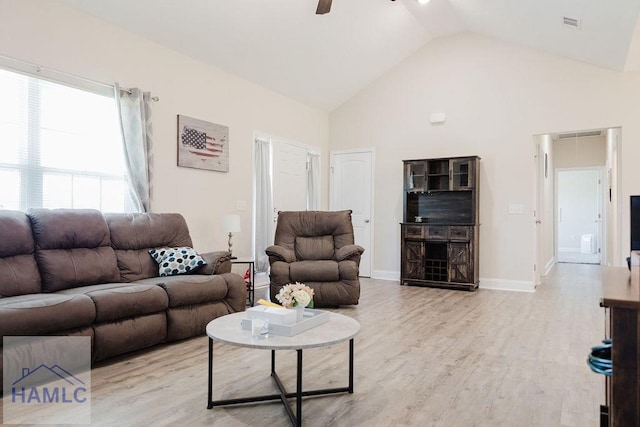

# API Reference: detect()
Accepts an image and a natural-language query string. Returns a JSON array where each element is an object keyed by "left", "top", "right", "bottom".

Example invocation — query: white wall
[
  {"left": 0, "top": 0, "right": 330, "bottom": 257},
  {"left": 330, "top": 32, "right": 640, "bottom": 289}
]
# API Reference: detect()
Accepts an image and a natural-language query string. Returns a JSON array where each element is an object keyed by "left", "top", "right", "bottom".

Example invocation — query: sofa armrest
[
  {"left": 198, "top": 251, "right": 232, "bottom": 275},
  {"left": 335, "top": 244, "right": 365, "bottom": 262},
  {"left": 265, "top": 245, "right": 296, "bottom": 263}
]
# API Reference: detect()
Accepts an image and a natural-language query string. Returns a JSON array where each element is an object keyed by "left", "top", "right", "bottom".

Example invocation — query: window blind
[{"left": 0, "top": 67, "right": 131, "bottom": 212}]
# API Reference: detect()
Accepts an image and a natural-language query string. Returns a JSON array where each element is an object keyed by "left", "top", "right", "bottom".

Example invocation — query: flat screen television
[{"left": 632, "top": 196, "right": 640, "bottom": 251}]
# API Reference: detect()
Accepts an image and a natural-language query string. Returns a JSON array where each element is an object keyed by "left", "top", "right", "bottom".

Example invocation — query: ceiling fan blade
[{"left": 316, "top": 0, "right": 332, "bottom": 14}]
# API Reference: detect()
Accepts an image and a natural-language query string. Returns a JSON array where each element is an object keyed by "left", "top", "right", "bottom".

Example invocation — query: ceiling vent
[
  {"left": 562, "top": 16, "right": 582, "bottom": 30},
  {"left": 557, "top": 130, "right": 603, "bottom": 139}
]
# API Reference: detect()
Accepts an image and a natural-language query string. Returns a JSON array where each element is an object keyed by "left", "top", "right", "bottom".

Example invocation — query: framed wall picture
[{"left": 177, "top": 115, "right": 229, "bottom": 172}]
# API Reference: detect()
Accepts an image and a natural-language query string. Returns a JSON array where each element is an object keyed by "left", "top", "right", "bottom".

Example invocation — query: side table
[{"left": 231, "top": 257, "right": 255, "bottom": 306}]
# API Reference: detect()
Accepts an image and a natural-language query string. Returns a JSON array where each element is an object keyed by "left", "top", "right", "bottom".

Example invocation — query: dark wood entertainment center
[
  {"left": 400, "top": 156, "right": 480, "bottom": 291},
  {"left": 600, "top": 253, "right": 640, "bottom": 426}
]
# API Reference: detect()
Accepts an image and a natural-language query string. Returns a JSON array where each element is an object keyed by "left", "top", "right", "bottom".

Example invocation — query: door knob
[
  {"left": 535, "top": 220, "right": 542, "bottom": 224},
  {"left": 364, "top": 219, "right": 370, "bottom": 223}
]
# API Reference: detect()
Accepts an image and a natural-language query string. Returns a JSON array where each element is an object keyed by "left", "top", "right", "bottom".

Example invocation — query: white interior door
[
  {"left": 330, "top": 150, "right": 373, "bottom": 277},
  {"left": 556, "top": 168, "right": 602, "bottom": 264},
  {"left": 272, "top": 142, "right": 308, "bottom": 221},
  {"left": 254, "top": 136, "right": 317, "bottom": 275}
]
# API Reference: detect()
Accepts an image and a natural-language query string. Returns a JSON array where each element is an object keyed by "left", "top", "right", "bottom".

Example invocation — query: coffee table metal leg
[
  {"left": 208, "top": 341, "right": 353, "bottom": 424},
  {"left": 207, "top": 338, "right": 213, "bottom": 409},
  {"left": 296, "top": 349, "right": 303, "bottom": 427},
  {"left": 270, "top": 350, "right": 297, "bottom": 425},
  {"left": 349, "top": 338, "right": 354, "bottom": 393},
  {"left": 271, "top": 349, "right": 276, "bottom": 375}
]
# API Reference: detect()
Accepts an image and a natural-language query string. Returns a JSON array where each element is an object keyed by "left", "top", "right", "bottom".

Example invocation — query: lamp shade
[{"left": 220, "top": 214, "right": 241, "bottom": 233}]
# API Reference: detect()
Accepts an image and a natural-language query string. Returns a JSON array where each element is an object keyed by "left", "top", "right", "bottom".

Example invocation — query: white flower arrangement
[{"left": 275, "top": 282, "right": 315, "bottom": 309}]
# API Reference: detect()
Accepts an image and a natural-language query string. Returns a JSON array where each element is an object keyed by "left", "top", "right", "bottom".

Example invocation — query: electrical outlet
[{"left": 236, "top": 200, "right": 248, "bottom": 211}]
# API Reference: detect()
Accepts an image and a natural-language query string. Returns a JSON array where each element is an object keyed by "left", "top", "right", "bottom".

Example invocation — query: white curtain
[
  {"left": 255, "top": 138, "right": 273, "bottom": 273},
  {"left": 114, "top": 83, "right": 154, "bottom": 213},
  {"left": 307, "top": 152, "right": 320, "bottom": 210}
]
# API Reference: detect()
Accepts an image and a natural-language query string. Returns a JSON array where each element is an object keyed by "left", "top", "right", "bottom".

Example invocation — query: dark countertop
[{"left": 601, "top": 252, "right": 640, "bottom": 309}]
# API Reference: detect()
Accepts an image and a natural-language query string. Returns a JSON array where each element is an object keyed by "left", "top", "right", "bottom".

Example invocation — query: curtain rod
[
  {"left": 120, "top": 88, "right": 159, "bottom": 102},
  {"left": 0, "top": 53, "right": 159, "bottom": 102}
]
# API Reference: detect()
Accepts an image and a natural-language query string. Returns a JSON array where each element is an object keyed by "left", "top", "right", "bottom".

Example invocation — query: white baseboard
[
  {"left": 371, "top": 270, "right": 400, "bottom": 281},
  {"left": 479, "top": 278, "right": 535, "bottom": 292},
  {"left": 370, "top": 271, "right": 534, "bottom": 292}
]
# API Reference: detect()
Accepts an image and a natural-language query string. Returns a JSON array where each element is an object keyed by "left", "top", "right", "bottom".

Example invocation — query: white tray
[{"left": 242, "top": 309, "right": 330, "bottom": 337}]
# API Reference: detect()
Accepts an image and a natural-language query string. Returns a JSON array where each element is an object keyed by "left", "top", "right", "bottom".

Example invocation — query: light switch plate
[
  {"left": 508, "top": 204, "right": 524, "bottom": 215},
  {"left": 236, "top": 200, "right": 248, "bottom": 211}
]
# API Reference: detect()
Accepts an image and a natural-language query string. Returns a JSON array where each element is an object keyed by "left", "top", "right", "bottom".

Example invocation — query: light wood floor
[{"left": 3, "top": 263, "right": 606, "bottom": 426}]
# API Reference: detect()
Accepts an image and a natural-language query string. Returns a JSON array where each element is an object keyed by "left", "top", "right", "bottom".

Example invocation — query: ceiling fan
[{"left": 316, "top": 0, "right": 396, "bottom": 15}]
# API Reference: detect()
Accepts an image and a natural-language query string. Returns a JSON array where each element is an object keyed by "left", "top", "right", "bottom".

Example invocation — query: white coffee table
[{"left": 206, "top": 311, "right": 360, "bottom": 426}]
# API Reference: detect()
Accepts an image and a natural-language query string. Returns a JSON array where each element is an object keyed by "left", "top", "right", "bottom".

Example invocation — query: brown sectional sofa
[{"left": 0, "top": 208, "right": 245, "bottom": 372}]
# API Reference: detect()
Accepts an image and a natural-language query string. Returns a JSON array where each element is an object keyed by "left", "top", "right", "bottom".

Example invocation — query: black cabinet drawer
[
  {"left": 449, "top": 226, "right": 471, "bottom": 241},
  {"left": 425, "top": 226, "right": 448, "bottom": 239},
  {"left": 404, "top": 225, "right": 424, "bottom": 239}
]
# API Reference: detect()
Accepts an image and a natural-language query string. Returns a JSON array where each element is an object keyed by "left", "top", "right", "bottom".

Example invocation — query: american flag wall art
[{"left": 177, "top": 115, "right": 229, "bottom": 172}]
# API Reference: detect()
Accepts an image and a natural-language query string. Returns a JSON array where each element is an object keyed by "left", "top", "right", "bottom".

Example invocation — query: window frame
[{"left": 0, "top": 56, "right": 130, "bottom": 212}]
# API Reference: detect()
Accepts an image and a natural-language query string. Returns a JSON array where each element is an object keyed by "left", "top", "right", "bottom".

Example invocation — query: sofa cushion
[
  {"left": 295, "top": 236, "right": 335, "bottom": 260},
  {"left": 36, "top": 247, "right": 121, "bottom": 293},
  {"left": 0, "top": 255, "right": 42, "bottom": 298},
  {"left": 136, "top": 275, "right": 229, "bottom": 308},
  {"left": 0, "top": 210, "right": 41, "bottom": 297},
  {"left": 93, "top": 313, "right": 167, "bottom": 362},
  {"left": 0, "top": 210, "right": 35, "bottom": 258},
  {"left": 0, "top": 294, "right": 95, "bottom": 336},
  {"left": 289, "top": 260, "right": 340, "bottom": 282},
  {"left": 27, "top": 208, "right": 120, "bottom": 292},
  {"left": 166, "top": 302, "right": 231, "bottom": 341},
  {"left": 57, "top": 283, "right": 169, "bottom": 322},
  {"left": 104, "top": 213, "right": 194, "bottom": 282},
  {"left": 149, "top": 247, "right": 206, "bottom": 276}
]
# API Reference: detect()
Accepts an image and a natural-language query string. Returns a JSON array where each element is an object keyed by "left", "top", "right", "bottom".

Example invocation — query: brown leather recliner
[{"left": 266, "top": 210, "right": 364, "bottom": 307}]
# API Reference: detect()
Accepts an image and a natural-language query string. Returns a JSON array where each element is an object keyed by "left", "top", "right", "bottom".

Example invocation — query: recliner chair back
[
  {"left": 266, "top": 210, "right": 364, "bottom": 307},
  {"left": 274, "top": 210, "right": 355, "bottom": 261}
]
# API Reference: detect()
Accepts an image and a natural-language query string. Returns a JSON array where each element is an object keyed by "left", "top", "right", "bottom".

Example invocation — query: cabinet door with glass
[
  {"left": 404, "top": 161, "right": 426, "bottom": 191},
  {"left": 450, "top": 158, "right": 475, "bottom": 190}
]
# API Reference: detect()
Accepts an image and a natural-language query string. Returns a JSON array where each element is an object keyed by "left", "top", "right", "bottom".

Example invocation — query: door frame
[
  {"left": 252, "top": 131, "right": 321, "bottom": 275},
  {"left": 534, "top": 141, "right": 543, "bottom": 286},
  {"left": 533, "top": 127, "right": 623, "bottom": 276},
  {"left": 330, "top": 148, "right": 375, "bottom": 277}
]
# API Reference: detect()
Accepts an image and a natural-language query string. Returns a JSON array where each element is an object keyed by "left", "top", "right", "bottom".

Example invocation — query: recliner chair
[{"left": 266, "top": 210, "right": 364, "bottom": 307}]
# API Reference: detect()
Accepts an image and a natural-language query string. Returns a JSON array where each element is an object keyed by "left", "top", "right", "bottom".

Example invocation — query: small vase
[{"left": 295, "top": 305, "right": 305, "bottom": 322}]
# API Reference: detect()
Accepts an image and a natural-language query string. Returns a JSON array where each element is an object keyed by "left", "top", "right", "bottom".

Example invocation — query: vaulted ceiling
[{"left": 64, "top": 0, "right": 640, "bottom": 111}]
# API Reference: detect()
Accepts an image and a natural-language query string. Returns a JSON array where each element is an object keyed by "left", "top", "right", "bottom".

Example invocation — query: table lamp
[{"left": 220, "top": 214, "right": 241, "bottom": 257}]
